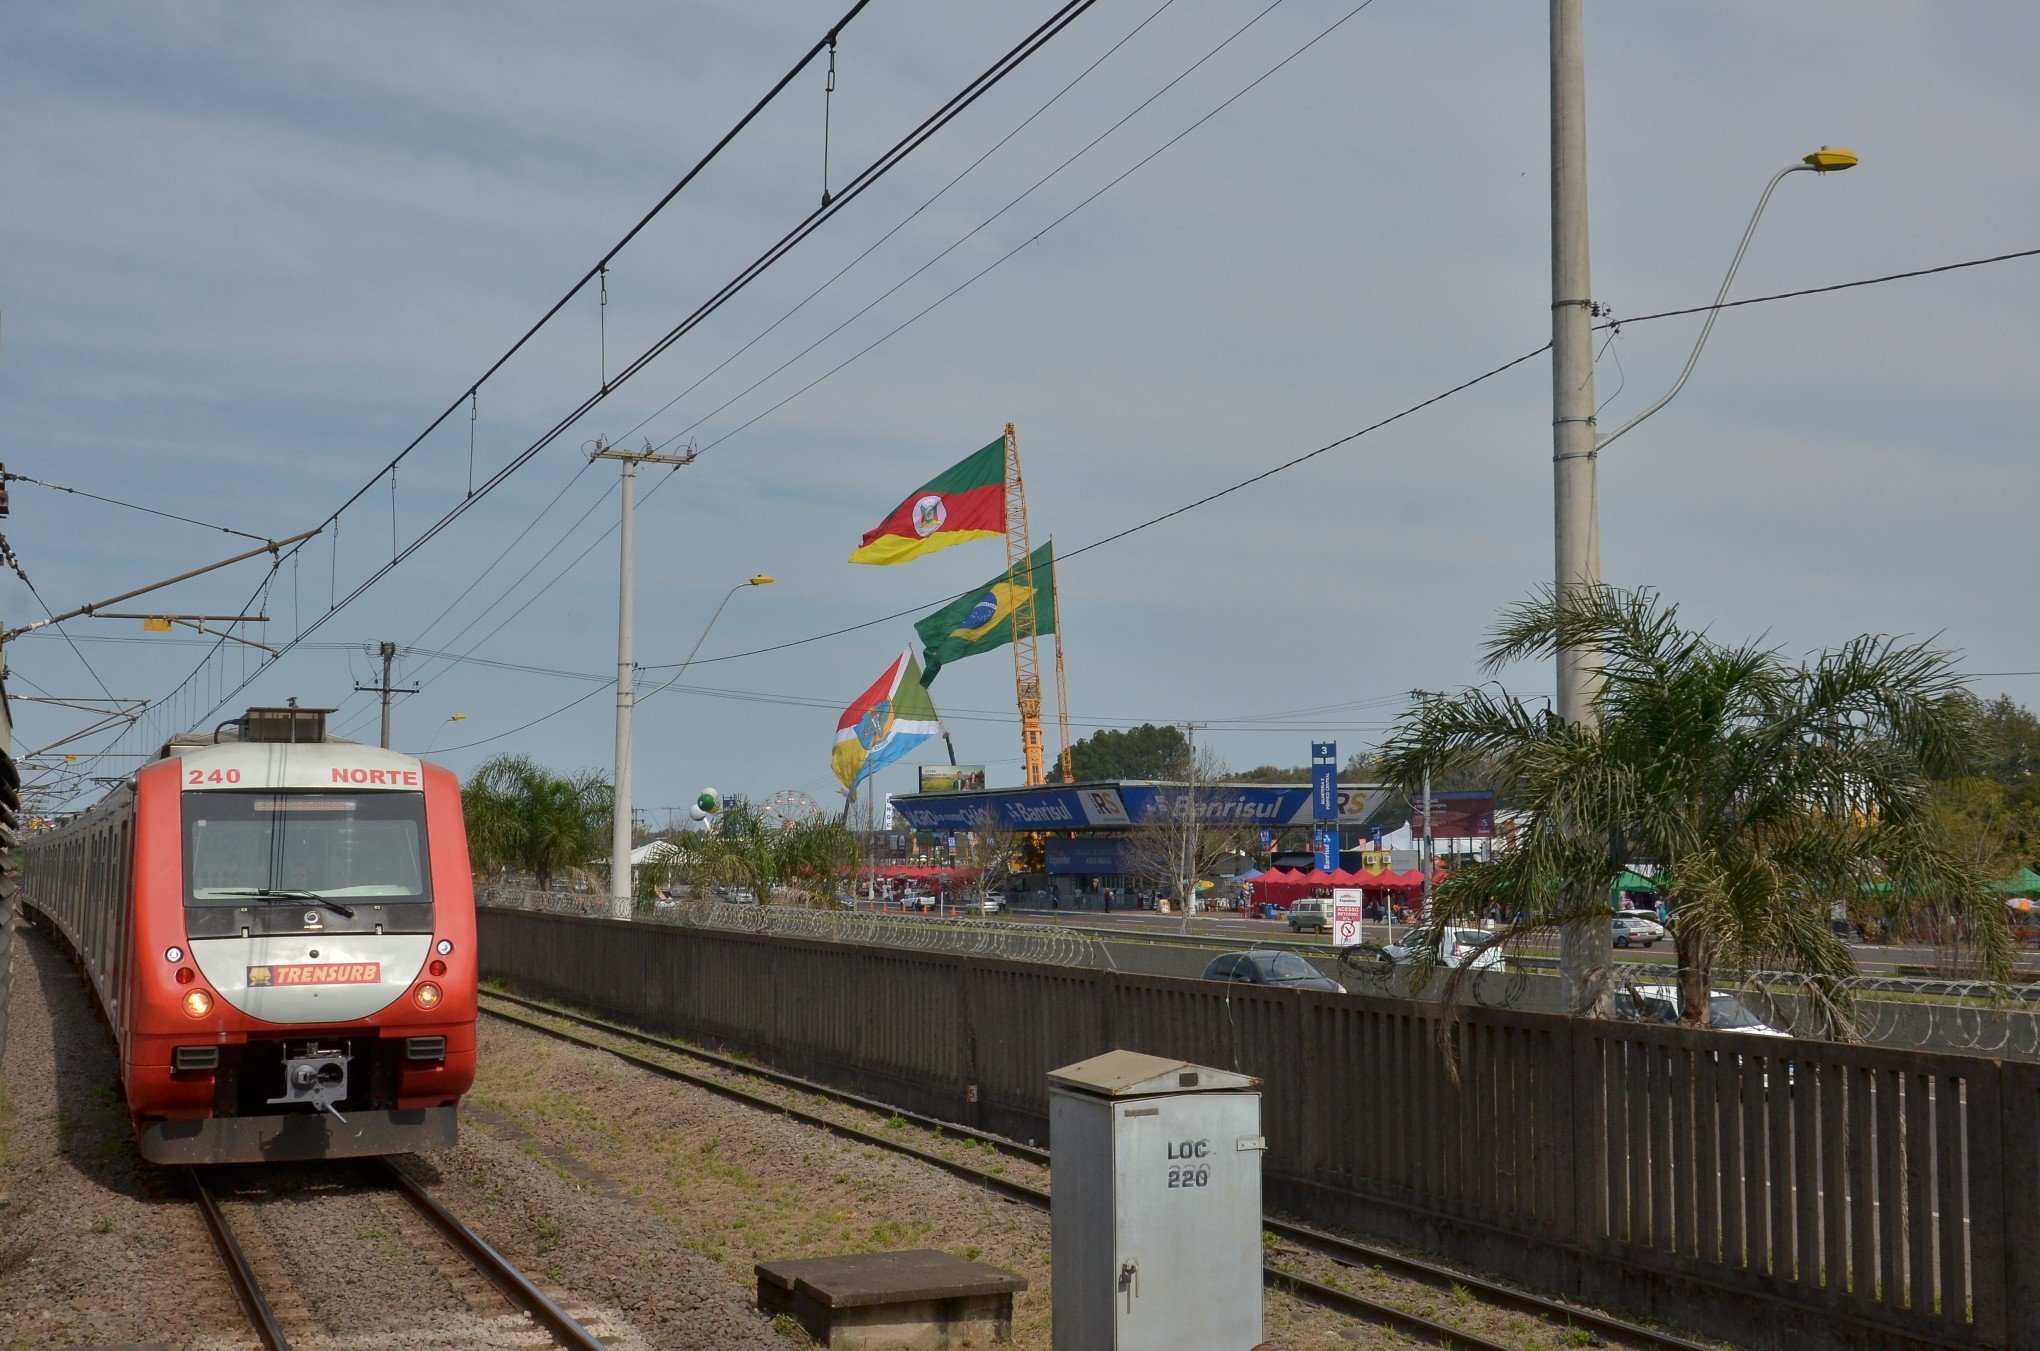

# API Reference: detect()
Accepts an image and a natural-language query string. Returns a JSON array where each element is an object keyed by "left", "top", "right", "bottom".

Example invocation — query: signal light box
[{"left": 1048, "top": 1050, "right": 1265, "bottom": 1350}]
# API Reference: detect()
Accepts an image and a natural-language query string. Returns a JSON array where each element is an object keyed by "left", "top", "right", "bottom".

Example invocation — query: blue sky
[{"left": 4, "top": 1, "right": 2037, "bottom": 817}]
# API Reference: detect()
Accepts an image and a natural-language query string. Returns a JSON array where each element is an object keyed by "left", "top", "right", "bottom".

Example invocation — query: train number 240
[{"left": 187, "top": 768, "right": 243, "bottom": 785}]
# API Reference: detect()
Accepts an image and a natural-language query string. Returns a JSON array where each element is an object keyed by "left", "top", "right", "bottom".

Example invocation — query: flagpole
[{"left": 1049, "top": 538, "right": 1072, "bottom": 782}]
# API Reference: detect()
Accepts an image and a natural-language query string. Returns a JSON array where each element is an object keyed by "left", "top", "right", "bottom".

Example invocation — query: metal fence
[
  {"left": 476, "top": 906, "right": 2040, "bottom": 1350},
  {"left": 0, "top": 742, "right": 17, "bottom": 1062},
  {"left": 482, "top": 888, "right": 2040, "bottom": 1059},
  {"left": 480, "top": 886, "right": 1122, "bottom": 968}
]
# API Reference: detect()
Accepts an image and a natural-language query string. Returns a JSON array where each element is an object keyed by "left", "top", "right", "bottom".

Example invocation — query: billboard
[
  {"left": 1408, "top": 790, "right": 1496, "bottom": 839},
  {"left": 918, "top": 764, "right": 987, "bottom": 792},
  {"left": 892, "top": 786, "right": 1131, "bottom": 832},
  {"left": 1311, "top": 741, "right": 1338, "bottom": 822}
]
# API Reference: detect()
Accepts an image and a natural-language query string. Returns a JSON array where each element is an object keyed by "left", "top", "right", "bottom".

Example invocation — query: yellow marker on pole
[{"left": 143, "top": 616, "right": 172, "bottom": 632}]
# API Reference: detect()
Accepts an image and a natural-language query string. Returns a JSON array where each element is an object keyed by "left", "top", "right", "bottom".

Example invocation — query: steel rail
[
  {"left": 371, "top": 1158, "right": 609, "bottom": 1351},
  {"left": 479, "top": 992, "right": 1704, "bottom": 1351},
  {"left": 183, "top": 1167, "right": 291, "bottom": 1351}
]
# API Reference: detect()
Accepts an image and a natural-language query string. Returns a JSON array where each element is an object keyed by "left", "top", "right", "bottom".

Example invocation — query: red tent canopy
[
  {"left": 860, "top": 863, "right": 978, "bottom": 882},
  {"left": 1249, "top": 866, "right": 1430, "bottom": 908}
]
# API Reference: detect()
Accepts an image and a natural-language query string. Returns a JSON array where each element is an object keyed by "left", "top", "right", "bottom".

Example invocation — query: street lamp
[
  {"left": 422, "top": 713, "right": 466, "bottom": 754},
  {"left": 612, "top": 575, "right": 775, "bottom": 914},
  {"left": 1595, "top": 147, "right": 1859, "bottom": 455},
  {"left": 636, "top": 576, "right": 775, "bottom": 704}
]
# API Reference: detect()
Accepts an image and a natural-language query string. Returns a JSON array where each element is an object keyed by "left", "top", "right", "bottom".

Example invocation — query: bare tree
[
  {"left": 1122, "top": 744, "right": 1248, "bottom": 930},
  {"left": 954, "top": 808, "right": 1020, "bottom": 915}
]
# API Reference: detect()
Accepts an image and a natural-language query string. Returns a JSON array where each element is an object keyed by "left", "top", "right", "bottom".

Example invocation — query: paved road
[{"left": 987, "top": 905, "right": 2037, "bottom": 977}]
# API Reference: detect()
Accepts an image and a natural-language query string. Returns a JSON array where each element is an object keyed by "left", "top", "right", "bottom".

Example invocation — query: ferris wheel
[{"left": 759, "top": 789, "right": 823, "bottom": 830}]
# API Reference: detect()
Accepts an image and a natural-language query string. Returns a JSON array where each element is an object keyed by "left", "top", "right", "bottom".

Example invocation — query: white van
[{"left": 1287, "top": 897, "right": 1333, "bottom": 934}]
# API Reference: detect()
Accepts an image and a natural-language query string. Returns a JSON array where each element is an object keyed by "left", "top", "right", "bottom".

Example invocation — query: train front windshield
[{"left": 183, "top": 792, "right": 432, "bottom": 904}]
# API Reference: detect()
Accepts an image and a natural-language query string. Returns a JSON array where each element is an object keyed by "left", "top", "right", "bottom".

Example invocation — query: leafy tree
[
  {"left": 1377, "top": 586, "right": 2012, "bottom": 1026},
  {"left": 461, "top": 755, "right": 611, "bottom": 892},
  {"left": 1226, "top": 763, "right": 1311, "bottom": 785},
  {"left": 1050, "top": 723, "right": 1191, "bottom": 782},
  {"left": 643, "top": 801, "right": 858, "bottom": 907},
  {"left": 1977, "top": 695, "right": 2040, "bottom": 796}
]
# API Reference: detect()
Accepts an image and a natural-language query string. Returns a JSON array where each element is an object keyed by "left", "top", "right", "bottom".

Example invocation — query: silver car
[{"left": 1613, "top": 914, "right": 1666, "bottom": 948}]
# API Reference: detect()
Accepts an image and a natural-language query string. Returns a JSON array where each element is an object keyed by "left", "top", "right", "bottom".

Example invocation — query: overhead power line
[
  {"left": 2, "top": 472, "right": 272, "bottom": 542},
  {"left": 1601, "top": 246, "right": 2040, "bottom": 330},
  {"left": 102, "top": 0, "right": 1110, "bottom": 769},
  {"left": 376, "top": 0, "right": 1388, "bottom": 717},
  {"left": 636, "top": 241, "right": 2040, "bottom": 674}
]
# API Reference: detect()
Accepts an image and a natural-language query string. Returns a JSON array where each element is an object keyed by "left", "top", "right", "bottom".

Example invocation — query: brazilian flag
[{"left": 914, "top": 542, "right": 1056, "bottom": 686}]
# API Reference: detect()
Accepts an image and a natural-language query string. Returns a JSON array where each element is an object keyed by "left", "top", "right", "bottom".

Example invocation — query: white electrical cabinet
[{"left": 1049, "top": 1050, "right": 1265, "bottom": 1351}]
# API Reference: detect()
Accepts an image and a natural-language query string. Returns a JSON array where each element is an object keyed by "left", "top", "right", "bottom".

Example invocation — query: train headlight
[
  {"left": 164, "top": 946, "right": 184, "bottom": 963},
  {"left": 435, "top": 939, "right": 453, "bottom": 956},
  {"left": 182, "top": 989, "right": 214, "bottom": 1018},
  {"left": 413, "top": 982, "right": 443, "bottom": 1010}
]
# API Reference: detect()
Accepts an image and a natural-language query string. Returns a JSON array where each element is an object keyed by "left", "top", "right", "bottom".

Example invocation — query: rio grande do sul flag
[
  {"left": 848, "top": 438, "right": 1006, "bottom": 566},
  {"left": 832, "top": 650, "right": 943, "bottom": 791}
]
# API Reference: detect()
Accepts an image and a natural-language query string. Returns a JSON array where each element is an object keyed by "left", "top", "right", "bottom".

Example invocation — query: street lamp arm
[
  {"left": 638, "top": 576, "right": 771, "bottom": 704},
  {"left": 1596, "top": 162, "right": 1811, "bottom": 454}
]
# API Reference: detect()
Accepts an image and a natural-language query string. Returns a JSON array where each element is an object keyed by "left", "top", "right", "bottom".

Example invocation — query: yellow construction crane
[{"left": 1000, "top": 424, "right": 1072, "bottom": 785}]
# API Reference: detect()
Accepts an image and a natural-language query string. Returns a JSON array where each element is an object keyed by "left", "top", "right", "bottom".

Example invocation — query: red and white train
[{"left": 22, "top": 705, "right": 476, "bottom": 1164}]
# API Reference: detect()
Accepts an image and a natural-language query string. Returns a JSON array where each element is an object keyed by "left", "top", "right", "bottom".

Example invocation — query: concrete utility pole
[
  {"left": 1411, "top": 691, "right": 1443, "bottom": 920},
  {"left": 1548, "top": 0, "right": 1614, "bottom": 1014},
  {"left": 591, "top": 438, "right": 697, "bottom": 921},
  {"left": 354, "top": 641, "right": 419, "bottom": 750}
]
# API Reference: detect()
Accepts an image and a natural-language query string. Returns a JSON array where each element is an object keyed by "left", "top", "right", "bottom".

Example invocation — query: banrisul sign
[{"left": 892, "top": 782, "right": 1397, "bottom": 831}]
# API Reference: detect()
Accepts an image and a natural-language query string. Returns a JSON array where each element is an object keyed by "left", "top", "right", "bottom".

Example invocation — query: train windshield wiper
[{"left": 209, "top": 888, "right": 357, "bottom": 919}]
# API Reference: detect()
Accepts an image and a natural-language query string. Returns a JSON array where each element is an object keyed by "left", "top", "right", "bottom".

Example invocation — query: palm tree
[
  {"left": 1376, "top": 586, "right": 2011, "bottom": 1027},
  {"left": 652, "top": 800, "right": 856, "bottom": 907},
  {"left": 461, "top": 754, "right": 612, "bottom": 893}
]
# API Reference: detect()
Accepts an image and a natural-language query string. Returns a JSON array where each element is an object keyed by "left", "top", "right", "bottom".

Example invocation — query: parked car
[
  {"left": 1287, "top": 897, "right": 1333, "bottom": 934},
  {"left": 1611, "top": 985, "right": 1786, "bottom": 1037},
  {"left": 974, "top": 895, "right": 1002, "bottom": 914},
  {"left": 1613, "top": 914, "right": 1667, "bottom": 948},
  {"left": 1202, "top": 951, "right": 1345, "bottom": 993},
  {"left": 1378, "top": 927, "right": 1503, "bottom": 971},
  {"left": 1612, "top": 985, "right": 1793, "bottom": 1091}
]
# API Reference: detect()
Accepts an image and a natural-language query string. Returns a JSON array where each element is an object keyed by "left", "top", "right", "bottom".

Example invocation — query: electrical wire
[
  {"left": 687, "top": 0, "right": 1383, "bottom": 460},
  {"left": 3, "top": 473, "right": 272, "bottom": 542},
  {"left": 611, "top": 0, "right": 1185, "bottom": 452},
  {"left": 97, "top": 0, "right": 1110, "bottom": 773},
  {"left": 382, "top": 0, "right": 1378, "bottom": 705},
  {"left": 1597, "top": 246, "right": 2040, "bottom": 331}
]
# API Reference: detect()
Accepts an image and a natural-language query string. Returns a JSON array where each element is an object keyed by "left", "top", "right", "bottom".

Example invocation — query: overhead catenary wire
[
  {"left": 2, "top": 473, "right": 272, "bottom": 542},
  {"left": 608, "top": 0, "right": 1185, "bottom": 453},
  {"left": 375, "top": 0, "right": 1375, "bottom": 719},
  {"left": 685, "top": 0, "right": 1383, "bottom": 461},
  {"left": 86, "top": 0, "right": 1109, "bottom": 776},
  {"left": 71, "top": 0, "right": 887, "bottom": 768}
]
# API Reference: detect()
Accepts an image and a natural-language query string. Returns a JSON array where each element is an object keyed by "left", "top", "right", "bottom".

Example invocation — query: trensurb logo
[
  {"left": 912, "top": 494, "right": 948, "bottom": 538},
  {"left": 960, "top": 590, "right": 1000, "bottom": 631}
]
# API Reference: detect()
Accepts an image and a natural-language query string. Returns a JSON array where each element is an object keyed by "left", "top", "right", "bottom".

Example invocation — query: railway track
[
  {"left": 479, "top": 988, "right": 1720, "bottom": 1351},
  {"left": 186, "top": 1154, "right": 609, "bottom": 1350}
]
